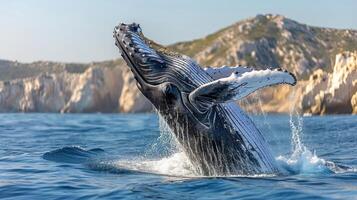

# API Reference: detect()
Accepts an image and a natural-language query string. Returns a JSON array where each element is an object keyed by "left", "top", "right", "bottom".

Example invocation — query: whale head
[{"left": 113, "top": 23, "right": 201, "bottom": 111}]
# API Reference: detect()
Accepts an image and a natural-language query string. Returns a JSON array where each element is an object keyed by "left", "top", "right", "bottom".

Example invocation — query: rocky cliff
[
  {"left": 0, "top": 61, "right": 152, "bottom": 113},
  {"left": 234, "top": 51, "right": 357, "bottom": 115},
  {"left": 171, "top": 14, "right": 357, "bottom": 78},
  {"left": 1, "top": 14, "right": 356, "bottom": 114},
  {"left": 301, "top": 51, "right": 357, "bottom": 115}
]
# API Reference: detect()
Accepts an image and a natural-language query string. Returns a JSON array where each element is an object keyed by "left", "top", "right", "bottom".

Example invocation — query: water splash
[
  {"left": 275, "top": 110, "right": 352, "bottom": 174},
  {"left": 289, "top": 112, "right": 305, "bottom": 158},
  {"left": 157, "top": 114, "right": 180, "bottom": 154},
  {"left": 136, "top": 113, "right": 198, "bottom": 177},
  {"left": 144, "top": 113, "right": 180, "bottom": 158},
  {"left": 241, "top": 88, "right": 333, "bottom": 175},
  {"left": 276, "top": 112, "right": 329, "bottom": 174}
]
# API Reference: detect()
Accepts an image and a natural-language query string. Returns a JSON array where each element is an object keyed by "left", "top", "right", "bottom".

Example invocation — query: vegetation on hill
[{"left": 170, "top": 14, "right": 357, "bottom": 79}]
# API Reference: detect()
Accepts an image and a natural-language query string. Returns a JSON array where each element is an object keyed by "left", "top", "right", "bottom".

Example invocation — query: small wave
[{"left": 43, "top": 146, "right": 105, "bottom": 164}]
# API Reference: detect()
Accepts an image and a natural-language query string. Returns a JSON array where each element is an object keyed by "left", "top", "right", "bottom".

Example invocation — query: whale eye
[
  {"left": 162, "top": 84, "right": 179, "bottom": 97},
  {"left": 163, "top": 84, "right": 173, "bottom": 94},
  {"left": 161, "top": 84, "right": 180, "bottom": 106}
]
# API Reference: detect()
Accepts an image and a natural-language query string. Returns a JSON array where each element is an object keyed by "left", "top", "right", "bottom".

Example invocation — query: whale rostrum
[{"left": 114, "top": 23, "right": 296, "bottom": 176}]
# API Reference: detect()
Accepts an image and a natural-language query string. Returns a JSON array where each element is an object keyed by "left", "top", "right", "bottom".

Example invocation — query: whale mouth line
[{"left": 114, "top": 35, "right": 149, "bottom": 85}]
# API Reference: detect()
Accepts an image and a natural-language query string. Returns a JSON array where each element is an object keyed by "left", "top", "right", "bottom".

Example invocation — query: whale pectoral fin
[
  {"left": 189, "top": 69, "right": 296, "bottom": 110},
  {"left": 203, "top": 65, "right": 255, "bottom": 79}
]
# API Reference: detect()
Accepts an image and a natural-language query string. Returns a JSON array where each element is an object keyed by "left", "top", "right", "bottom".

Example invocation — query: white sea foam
[
  {"left": 275, "top": 111, "right": 332, "bottom": 174},
  {"left": 109, "top": 152, "right": 278, "bottom": 178},
  {"left": 275, "top": 144, "right": 356, "bottom": 174},
  {"left": 113, "top": 152, "right": 197, "bottom": 177},
  {"left": 276, "top": 148, "right": 334, "bottom": 174}
]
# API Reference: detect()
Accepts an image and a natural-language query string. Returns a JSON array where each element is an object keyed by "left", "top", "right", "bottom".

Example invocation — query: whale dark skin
[{"left": 113, "top": 23, "right": 296, "bottom": 176}]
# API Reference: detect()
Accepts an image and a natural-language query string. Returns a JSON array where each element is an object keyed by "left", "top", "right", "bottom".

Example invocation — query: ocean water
[{"left": 0, "top": 113, "right": 356, "bottom": 199}]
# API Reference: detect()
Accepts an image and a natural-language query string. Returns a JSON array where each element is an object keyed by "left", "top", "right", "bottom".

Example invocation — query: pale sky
[{"left": 0, "top": 0, "right": 356, "bottom": 63}]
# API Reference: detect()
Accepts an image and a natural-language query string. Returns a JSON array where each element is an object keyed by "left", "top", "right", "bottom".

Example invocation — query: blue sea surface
[{"left": 0, "top": 113, "right": 356, "bottom": 199}]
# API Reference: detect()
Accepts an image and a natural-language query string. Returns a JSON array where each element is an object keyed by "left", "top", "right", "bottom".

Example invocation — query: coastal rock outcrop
[
  {"left": 0, "top": 65, "right": 152, "bottom": 113},
  {"left": 351, "top": 92, "right": 357, "bottom": 114},
  {"left": 61, "top": 67, "right": 122, "bottom": 113},
  {"left": 118, "top": 68, "right": 152, "bottom": 113},
  {"left": 239, "top": 51, "right": 357, "bottom": 115},
  {"left": 301, "top": 51, "right": 357, "bottom": 115}
]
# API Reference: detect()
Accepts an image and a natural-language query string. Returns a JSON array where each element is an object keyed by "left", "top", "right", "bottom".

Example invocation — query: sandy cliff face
[
  {"left": 0, "top": 65, "right": 152, "bottom": 113},
  {"left": 300, "top": 51, "right": 357, "bottom": 115},
  {"left": 351, "top": 93, "right": 357, "bottom": 114},
  {"left": 300, "top": 69, "right": 329, "bottom": 114},
  {"left": 118, "top": 68, "right": 152, "bottom": 113},
  {"left": 238, "top": 51, "right": 357, "bottom": 115},
  {"left": 61, "top": 67, "right": 122, "bottom": 113},
  {"left": 0, "top": 74, "right": 67, "bottom": 112}
]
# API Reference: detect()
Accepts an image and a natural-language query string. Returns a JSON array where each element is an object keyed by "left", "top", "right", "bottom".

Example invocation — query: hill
[{"left": 170, "top": 14, "right": 357, "bottom": 79}]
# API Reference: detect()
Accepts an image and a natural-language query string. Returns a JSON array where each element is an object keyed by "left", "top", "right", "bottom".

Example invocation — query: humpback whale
[{"left": 113, "top": 23, "right": 296, "bottom": 176}]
